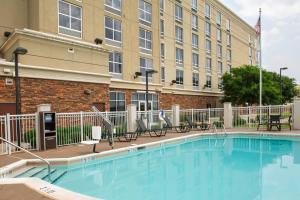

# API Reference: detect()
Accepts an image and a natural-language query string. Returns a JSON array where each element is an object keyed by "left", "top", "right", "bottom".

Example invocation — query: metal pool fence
[
  {"left": 180, "top": 108, "right": 224, "bottom": 126},
  {"left": 136, "top": 110, "right": 172, "bottom": 128}
]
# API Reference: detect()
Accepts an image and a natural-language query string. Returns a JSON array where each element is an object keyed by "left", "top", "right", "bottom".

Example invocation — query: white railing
[{"left": 0, "top": 115, "right": 7, "bottom": 155}]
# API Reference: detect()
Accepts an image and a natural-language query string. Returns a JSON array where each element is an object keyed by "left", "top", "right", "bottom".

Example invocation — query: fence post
[
  {"left": 224, "top": 102, "right": 233, "bottom": 129},
  {"left": 293, "top": 100, "right": 300, "bottom": 129},
  {"left": 208, "top": 108, "right": 211, "bottom": 124},
  {"left": 80, "top": 111, "right": 83, "bottom": 142},
  {"left": 35, "top": 112, "right": 40, "bottom": 150},
  {"left": 248, "top": 107, "right": 251, "bottom": 128},
  {"left": 172, "top": 105, "right": 180, "bottom": 126},
  {"left": 191, "top": 109, "right": 194, "bottom": 123},
  {"left": 127, "top": 104, "right": 137, "bottom": 132},
  {"left": 5, "top": 113, "right": 11, "bottom": 155}
]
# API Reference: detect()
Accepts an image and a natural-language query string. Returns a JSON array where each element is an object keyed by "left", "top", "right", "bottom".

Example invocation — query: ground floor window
[
  {"left": 109, "top": 91, "right": 125, "bottom": 111},
  {"left": 131, "top": 92, "right": 159, "bottom": 111}
]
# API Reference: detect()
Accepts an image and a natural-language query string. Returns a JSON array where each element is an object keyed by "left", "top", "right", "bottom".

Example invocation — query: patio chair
[
  {"left": 269, "top": 115, "right": 281, "bottom": 131},
  {"left": 81, "top": 126, "right": 102, "bottom": 153},
  {"left": 281, "top": 115, "right": 292, "bottom": 131},
  {"left": 103, "top": 119, "right": 138, "bottom": 142},
  {"left": 136, "top": 118, "right": 167, "bottom": 137},
  {"left": 186, "top": 117, "right": 210, "bottom": 130},
  {"left": 256, "top": 115, "right": 269, "bottom": 131},
  {"left": 163, "top": 115, "right": 190, "bottom": 133}
]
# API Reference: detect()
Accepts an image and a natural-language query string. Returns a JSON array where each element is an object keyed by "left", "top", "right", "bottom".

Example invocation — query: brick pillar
[
  {"left": 127, "top": 104, "right": 137, "bottom": 132},
  {"left": 224, "top": 102, "right": 233, "bottom": 129},
  {"left": 172, "top": 104, "right": 180, "bottom": 126},
  {"left": 293, "top": 100, "right": 300, "bottom": 129}
]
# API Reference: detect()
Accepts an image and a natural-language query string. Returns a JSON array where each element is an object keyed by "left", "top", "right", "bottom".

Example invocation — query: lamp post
[
  {"left": 14, "top": 47, "right": 28, "bottom": 147},
  {"left": 280, "top": 67, "right": 288, "bottom": 105}
]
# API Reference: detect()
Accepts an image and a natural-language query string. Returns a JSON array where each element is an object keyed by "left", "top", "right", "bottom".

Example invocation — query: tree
[{"left": 221, "top": 65, "right": 299, "bottom": 106}]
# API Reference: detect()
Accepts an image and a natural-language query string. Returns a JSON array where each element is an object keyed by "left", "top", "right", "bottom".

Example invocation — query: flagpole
[{"left": 259, "top": 8, "right": 262, "bottom": 107}]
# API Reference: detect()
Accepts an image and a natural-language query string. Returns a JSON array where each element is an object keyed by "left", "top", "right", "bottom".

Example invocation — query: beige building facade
[{"left": 0, "top": 0, "right": 257, "bottom": 113}]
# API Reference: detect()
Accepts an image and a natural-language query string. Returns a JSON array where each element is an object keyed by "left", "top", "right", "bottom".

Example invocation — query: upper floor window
[
  {"left": 217, "top": 28, "right": 222, "bottom": 42},
  {"left": 192, "top": 33, "right": 199, "bottom": 49},
  {"left": 205, "top": 39, "right": 211, "bottom": 54},
  {"left": 58, "top": 0, "right": 82, "bottom": 38},
  {"left": 176, "top": 69, "right": 184, "bottom": 85},
  {"left": 205, "top": 21, "right": 211, "bottom": 36},
  {"left": 217, "top": 61, "right": 223, "bottom": 74},
  {"left": 217, "top": 44, "right": 222, "bottom": 58},
  {"left": 206, "top": 75, "right": 212, "bottom": 88},
  {"left": 192, "top": 53, "right": 199, "bottom": 68},
  {"left": 161, "top": 67, "right": 165, "bottom": 83},
  {"left": 216, "top": 11, "right": 222, "bottom": 25},
  {"left": 205, "top": 3, "right": 211, "bottom": 18},
  {"left": 206, "top": 57, "right": 212, "bottom": 73},
  {"left": 175, "top": 5, "right": 183, "bottom": 22},
  {"left": 227, "top": 49, "right": 232, "bottom": 62},
  {"left": 139, "top": 0, "right": 152, "bottom": 24},
  {"left": 110, "top": 92, "right": 125, "bottom": 111},
  {"left": 140, "top": 57, "right": 153, "bottom": 79},
  {"left": 218, "top": 77, "right": 223, "bottom": 89},
  {"left": 161, "top": 43, "right": 165, "bottom": 59},
  {"left": 191, "top": 0, "right": 197, "bottom": 10},
  {"left": 160, "top": 19, "right": 164, "bottom": 36},
  {"left": 139, "top": 28, "right": 152, "bottom": 51},
  {"left": 105, "top": 0, "right": 121, "bottom": 12},
  {"left": 176, "top": 48, "right": 184, "bottom": 65},
  {"left": 192, "top": 14, "right": 198, "bottom": 30},
  {"left": 227, "top": 64, "right": 232, "bottom": 73},
  {"left": 105, "top": 16, "right": 122, "bottom": 43},
  {"left": 226, "top": 19, "right": 231, "bottom": 31},
  {"left": 109, "top": 52, "right": 122, "bottom": 75},
  {"left": 175, "top": 26, "right": 183, "bottom": 43},
  {"left": 160, "top": 0, "right": 164, "bottom": 13},
  {"left": 227, "top": 34, "right": 231, "bottom": 46},
  {"left": 193, "top": 73, "right": 199, "bottom": 88}
]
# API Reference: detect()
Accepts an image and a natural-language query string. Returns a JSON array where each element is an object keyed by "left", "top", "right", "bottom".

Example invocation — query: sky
[{"left": 220, "top": 0, "right": 300, "bottom": 84}]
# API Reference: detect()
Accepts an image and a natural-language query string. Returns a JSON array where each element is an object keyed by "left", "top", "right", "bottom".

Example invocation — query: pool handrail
[{"left": 0, "top": 137, "right": 52, "bottom": 182}]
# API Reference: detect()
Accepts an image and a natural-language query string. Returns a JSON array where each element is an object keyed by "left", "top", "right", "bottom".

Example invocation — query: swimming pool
[{"left": 25, "top": 135, "right": 300, "bottom": 200}]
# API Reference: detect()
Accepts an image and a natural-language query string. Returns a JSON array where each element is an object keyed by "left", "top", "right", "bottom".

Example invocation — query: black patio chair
[
  {"left": 103, "top": 119, "right": 138, "bottom": 142},
  {"left": 136, "top": 118, "right": 167, "bottom": 137},
  {"left": 163, "top": 115, "right": 190, "bottom": 133},
  {"left": 268, "top": 115, "right": 281, "bottom": 131}
]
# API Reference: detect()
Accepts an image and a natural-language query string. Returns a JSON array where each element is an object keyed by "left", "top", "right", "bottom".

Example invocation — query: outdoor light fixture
[
  {"left": 134, "top": 71, "right": 142, "bottom": 79},
  {"left": 94, "top": 38, "right": 103, "bottom": 45},
  {"left": 4, "top": 31, "right": 11, "bottom": 37},
  {"left": 280, "top": 67, "right": 288, "bottom": 104},
  {"left": 13, "top": 47, "right": 28, "bottom": 147},
  {"left": 203, "top": 84, "right": 208, "bottom": 89},
  {"left": 170, "top": 80, "right": 176, "bottom": 86}
]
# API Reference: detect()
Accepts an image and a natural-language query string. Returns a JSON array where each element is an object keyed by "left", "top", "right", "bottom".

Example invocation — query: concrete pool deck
[{"left": 1, "top": 128, "right": 300, "bottom": 200}]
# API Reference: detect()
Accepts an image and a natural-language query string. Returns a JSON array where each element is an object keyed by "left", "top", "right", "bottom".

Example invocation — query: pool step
[
  {"left": 35, "top": 168, "right": 57, "bottom": 180},
  {"left": 48, "top": 170, "right": 67, "bottom": 184},
  {"left": 15, "top": 167, "right": 44, "bottom": 178}
]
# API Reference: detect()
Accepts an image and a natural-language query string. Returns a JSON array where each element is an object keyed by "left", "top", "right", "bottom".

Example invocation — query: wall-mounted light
[
  {"left": 84, "top": 89, "right": 92, "bottom": 95},
  {"left": 4, "top": 31, "right": 11, "bottom": 37},
  {"left": 203, "top": 84, "right": 208, "bottom": 89},
  {"left": 94, "top": 38, "right": 103, "bottom": 45},
  {"left": 170, "top": 80, "right": 176, "bottom": 86},
  {"left": 134, "top": 71, "right": 142, "bottom": 79}
]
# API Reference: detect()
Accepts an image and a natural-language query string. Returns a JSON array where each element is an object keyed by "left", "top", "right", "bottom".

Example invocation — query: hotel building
[{"left": 0, "top": 0, "right": 257, "bottom": 114}]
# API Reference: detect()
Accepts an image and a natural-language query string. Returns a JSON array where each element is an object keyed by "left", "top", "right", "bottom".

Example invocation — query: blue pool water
[{"left": 52, "top": 135, "right": 300, "bottom": 200}]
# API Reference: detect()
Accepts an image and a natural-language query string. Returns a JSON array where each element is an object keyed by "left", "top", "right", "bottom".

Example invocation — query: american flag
[{"left": 255, "top": 16, "right": 261, "bottom": 37}]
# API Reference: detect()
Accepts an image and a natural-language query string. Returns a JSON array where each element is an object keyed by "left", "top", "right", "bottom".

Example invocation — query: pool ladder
[{"left": 213, "top": 123, "right": 227, "bottom": 135}]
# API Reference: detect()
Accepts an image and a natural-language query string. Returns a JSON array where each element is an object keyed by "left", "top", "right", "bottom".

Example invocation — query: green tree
[{"left": 221, "top": 65, "right": 299, "bottom": 105}]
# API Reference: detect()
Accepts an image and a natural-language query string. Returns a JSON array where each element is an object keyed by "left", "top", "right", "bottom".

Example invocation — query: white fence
[{"left": 136, "top": 110, "right": 172, "bottom": 128}]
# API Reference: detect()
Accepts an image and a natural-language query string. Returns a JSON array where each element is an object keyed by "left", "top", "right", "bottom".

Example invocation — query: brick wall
[
  {"left": 0, "top": 76, "right": 109, "bottom": 113},
  {"left": 160, "top": 93, "right": 221, "bottom": 109}
]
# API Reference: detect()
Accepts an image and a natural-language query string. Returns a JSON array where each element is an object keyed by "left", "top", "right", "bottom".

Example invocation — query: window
[
  {"left": 105, "top": 0, "right": 121, "bottom": 11},
  {"left": 105, "top": 16, "right": 122, "bottom": 42},
  {"left": 205, "top": 3, "right": 210, "bottom": 18},
  {"left": 227, "top": 64, "right": 232, "bottom": 73},
  {"left": 139, "top": 28, "right": 152, "bottom": 51},
  {"left": 160, "top": 19, "right": 164, "bottom": 36},
  {"left": 58, "top": 0, "right": 82, "bottom": 38},
  {"left": 109, "top": 52, "right": 122, "bottom": 74},
  {"left": 226, "top": 19, "right": 231, "bottom": 31},
  {"left": 248, "top": 35, "right": 252, "bottom": 44},
  {"left": 217, "top": 28, "right": 222, "bottom": 42},
  {"left": 227, "top": 49, "right": 232, "bottom": 62},
  {"left": 217, "top": 61, "right": 223, "bottom": 74},
  {"left": 176, "top": 48, "right": 184, "bottom": 65},
  {"left": 206, "top": 57, "right": 211, "bottom": 73},
  {"left": 175, "top": 26, "right": 183, "bottom": 43},
  {"left": 218, "top": 77, "right": 223, "bottom": 89},
  {"left": 193, "top": 73, "right": 199, "bottom": 88},
  {"left": 192, "top": 14, "right": 198, "bottom": 30},
  {"left": 176, "top": 69, "right": 184, "bottom": 85},
  {"left": 227, "top": 34, "right": 231, "bottom": 46},
  {"left": 161, "top": 43, "right": 165, "bottom": 59},
  {"left": 191, "top": 0, "right": 197, "bottom": 10},
  {"left": 140, "top": 57, "right": 153, "bottom": 79},
  {"left": 161, "top": 67, "right": 165, "bottom": 83},
  {"left": 192, "top": 53, "right": 199, "bottom": 68},
  {"left": 249, "top": 47, "right": 252, "bottom": 57},
  {"left": 216, "top": 11, "right": 222, "bottom": 25},
  {"left": 192, "top": 33, "right": 199, "bottom": 48},
  {"left": 160, "top": 0, "right": 164, "bottom": 13},
  {"left": 139, "top": 0, "right": 152, "bottom": 24},
  {"left": 175, "top": 5, "right": 183, "bottom": 22},
  {"left": 110, "top": 92, "right": 125, "bottom": 111},
  {"left": 205, "top": 39, "right": 211, "bottom": 53},
  {"left": 206, "top": 75, "right": 212, "bottom": 88},
  {"left": 132, "top": 93, "right": 159, "bottom": 111},
  {"left": 205, "top": 21, "right": 211, "bottom": 36},
  {"left": 217, "top": 44, "right": 222, "bottom": 58}
]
